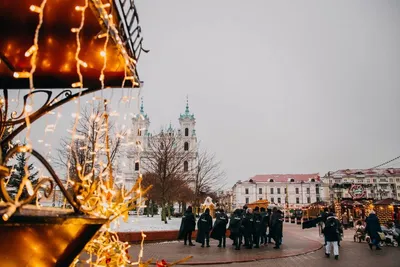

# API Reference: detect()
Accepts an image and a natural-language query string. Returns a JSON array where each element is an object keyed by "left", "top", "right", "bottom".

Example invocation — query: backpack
[{"left": 324, "top": 217, "right": 338, "bottom": 234}]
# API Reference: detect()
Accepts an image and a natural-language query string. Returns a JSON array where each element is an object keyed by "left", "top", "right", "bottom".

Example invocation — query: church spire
[
  {"left": 140, "top": 97, "right": 144, "bottom": 114},
  {"left": 185, "top": 95, "right": 190, "bottom": 115}
]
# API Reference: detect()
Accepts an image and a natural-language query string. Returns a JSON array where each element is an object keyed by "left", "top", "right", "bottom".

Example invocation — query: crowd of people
[
  {"left": 178, "top": 205, "right": 284, "bottom": 250},
  {"left": 320, "top": 208, "right": 386, "bottom": 260}
]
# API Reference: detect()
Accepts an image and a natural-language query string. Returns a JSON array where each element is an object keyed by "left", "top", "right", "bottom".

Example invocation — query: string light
[{"left": 13, "top": 72, "right": 31, "bottom": 79}]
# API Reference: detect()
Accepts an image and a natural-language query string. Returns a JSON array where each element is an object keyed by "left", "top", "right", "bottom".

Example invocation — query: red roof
[{"left": 249, "top": 173, "right": 320, "bottom": 183}]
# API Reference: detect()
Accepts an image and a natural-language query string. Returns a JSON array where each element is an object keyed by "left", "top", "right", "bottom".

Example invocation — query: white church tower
[
  {"left": 179, "top": 97, "right": 198, "bottom": 177},
  {"left": 124, "top": 98, "right": 150, "bottom": 190}
]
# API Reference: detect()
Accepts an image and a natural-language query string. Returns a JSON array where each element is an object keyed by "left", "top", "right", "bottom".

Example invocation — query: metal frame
[{"left": 0, "top": 0, "right": 147, "bottom": 218}]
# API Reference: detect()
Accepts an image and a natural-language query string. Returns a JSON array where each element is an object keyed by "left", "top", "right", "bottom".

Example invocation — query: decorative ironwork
[{"left": 0, "top": 0, "right": 147, "bottom": 219}]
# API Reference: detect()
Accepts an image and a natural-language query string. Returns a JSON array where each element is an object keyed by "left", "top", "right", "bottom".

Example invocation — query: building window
[
  {"left": 259, "top": 197, "right": 262, "bottom": 201},
  {"left": 296, "top": 197, "right": 300, "bottom": 204},
  {"left": 277, "top": 188, "right": 281, "bottom": 194},
  {"left": 271, "top": 197, "right": 274, "bottom": 203},
  {"left": 134, "top": 162, "right": 139, "bottom": 171},
  {"left": 183, "top": 161, "right": 189, "bottom": 172},
  {"left": 290, "top": 178, "right": 295, "bottom": 182},
  {"left": 306, "top": 188, "right": 310, "bottom": 194},
  {"left": 284, "top": 187, "right": 287, "bottom": 194},
  {"left": 373, "top": 179, "right": 376, "bottom": 182},
  {"left": 185, "top": 128, "right": 189, "bottom": 136},
  {"left": 245, "top": 188, "right": 249, "bottom": 195},
  {"left": 295, "top": 188, "right": 299, "bottom": 194},
  {"left": 316, "top": 187, "right": 320, "bottom": 194},
  {"left": 307, "top": 197, "right": 311, "bottom": 203},
  {"left": 316, "top": 196, "right": 320, "bottom": 202},
  {"left": 137, "top": 129, "right": 142, "bottom": 136},
  {"left": 310, "top": 179, "right": 315, "bottom": 182},
  {"left": 270, "top": 188, "right": 274, "bottom": 194},
  {"left": 397, "top": 178, "right": 400, "bottom": 182},
  {"left": 184, "top": 142, "right": 189, "bottom": 151},
  {"left": 269, "top": 179, "right": 274, "bottom": 182},
  {"left": 259, "top": 188, "right": 262, "bottom": 194},
  {"left": 245, "top": 198, "right": 249, "bottom": 204},
  {"left": 277, "top": 197, "right": 281, "bottom": 204},
  {"left": 389, "top": 178, "right": 393, "bottom": 183}
]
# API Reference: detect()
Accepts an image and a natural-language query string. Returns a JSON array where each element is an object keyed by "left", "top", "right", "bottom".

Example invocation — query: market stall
[{"left": 373, "top": 198, "right": 400, "bottom": 224}]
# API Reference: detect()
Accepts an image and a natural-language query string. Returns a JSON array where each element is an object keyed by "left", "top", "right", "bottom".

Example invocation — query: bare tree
[
  {"left": 141, "top": 130, "right": 193, "bottom": 223},
  {"left": 54, "top": 104, "right": 124, "bottom": 197},
  {"left": 193, "top": 149, "right": 226, "bottom": 215}
]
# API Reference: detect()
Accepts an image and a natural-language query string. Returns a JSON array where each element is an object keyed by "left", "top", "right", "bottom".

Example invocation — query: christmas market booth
[
  {"left": 302, "top": 201, "right": 329, "bottom": 222},
  {"left": 373, "top": 198, "right": 400, "bottom": 224},
  {"left": 247, "top": 199, "right": 269, "bottom": 211}
]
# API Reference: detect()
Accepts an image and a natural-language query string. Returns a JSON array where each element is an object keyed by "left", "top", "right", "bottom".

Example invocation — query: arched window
[
  {"left": 310, "top": 178, "right": 315, "bottom": 182},
  {"left": 185, "top": 128, "right": 189, "bottom": 136},
  {"left": 184, "top": 161, "right": 189, "bottom": 172},
  {"left": 269, "top": 179, "right": 274, "bottom": 182},
  {"left": 184, "top": 142, "right": 189, "bottom": 151},
  {"left": 290, "top": 179, "right": 295, "bottom": 182}
]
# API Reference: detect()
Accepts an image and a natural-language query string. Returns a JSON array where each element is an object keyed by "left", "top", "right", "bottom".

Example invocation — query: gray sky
[{"left": 10, "top": 0, "right": 400, "bottom": 187}]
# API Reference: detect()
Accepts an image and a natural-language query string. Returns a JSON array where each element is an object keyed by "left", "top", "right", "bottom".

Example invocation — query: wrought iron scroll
[{"left": 0, "top": 145, "right": 82, "bottom": 219}]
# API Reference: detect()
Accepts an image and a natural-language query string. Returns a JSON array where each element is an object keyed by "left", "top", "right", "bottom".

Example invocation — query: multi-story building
[
  {"left": 232, "top": 173, "right": 322, "bottom": 210},
  {"left": 321, "top": 168, "right": 400, "bottom": 201},
  {"left": 120, "top": 99, "right": 198, "bottom": 191}
]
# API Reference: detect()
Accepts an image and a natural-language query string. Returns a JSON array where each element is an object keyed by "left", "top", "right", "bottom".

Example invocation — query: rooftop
[
  {"left": 328, "top": 168, "right": 400, "bottom": 177},
  {"left": 246, "top": 173, "right": 320, "bottom": 183}
]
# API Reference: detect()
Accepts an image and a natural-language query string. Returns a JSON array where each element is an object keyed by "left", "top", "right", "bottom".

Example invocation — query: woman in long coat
[
  {"left": 270, "top": 208, "right": 283, "bottom": 249},
  {"left": 210, "top": 208, "right": 229, "bottom": 247},
  {"left": 178, "top": 206, "right": 196, "bottom": 246},
  {"left": 196, "top": 208, "right": 213, "bottom": 247},
  {"left": 365, "top": 211, "right": 382, "bottom": 250}
]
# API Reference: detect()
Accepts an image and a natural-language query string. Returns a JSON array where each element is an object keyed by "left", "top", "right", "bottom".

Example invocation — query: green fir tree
[{"left": 7, "top": 152, "right": 39, "bottom": 201}]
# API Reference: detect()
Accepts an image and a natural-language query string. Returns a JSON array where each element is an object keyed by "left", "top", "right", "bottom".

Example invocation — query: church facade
[{"left": 121, "top": 99, "right": 198, "bottom": 191}]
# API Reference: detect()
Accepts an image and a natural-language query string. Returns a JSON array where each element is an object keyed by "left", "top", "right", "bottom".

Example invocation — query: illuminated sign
[{"left": 348, "top": 184, "right": 367, "bottom": 199}]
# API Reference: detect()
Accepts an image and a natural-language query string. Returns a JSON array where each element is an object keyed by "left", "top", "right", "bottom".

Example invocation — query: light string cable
[
  {"left": 13, "top": 0, "right": 48, "bottom": 209},
  {"left": 67, "top": 0, "right": 89, "bottom": 198}
]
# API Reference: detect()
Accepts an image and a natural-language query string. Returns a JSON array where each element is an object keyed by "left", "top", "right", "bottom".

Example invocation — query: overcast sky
[{"left": 9, "top": 0, "right": 400, "bottom": 187}]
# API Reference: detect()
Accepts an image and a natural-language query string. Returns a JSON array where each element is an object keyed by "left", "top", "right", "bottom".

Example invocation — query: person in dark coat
[
  {"left": 196, "top": 208, "right": 213, "bottom": 247},
  {"left": 242, "top": 208, "right": 254, "bottom": 249},
  {"left": 211, "top": 208, "right": 229, "bottom": 247},
  {"left": 365, "top": 210, "right": 382, "bottom": 250},
  {"left": 252, "top": 206, "right": 262, "bottom": 248},
  {"left": 229, "top": 209, "right": 243, "bottom": 250},
  {"left": 270, "top": 207, "right": 283, "bottom": 249},
  {"left": 267, "top": 209, "right": 273, "bottom": 243},
  {"left": 178, "top": 206, "right": 196, "bottom": 246},
  {"left": 260, "top": 207, "right": 269, "bottom": 245},
  {"left": 323, "top": 212, "right": 340, "bottom": 259}
]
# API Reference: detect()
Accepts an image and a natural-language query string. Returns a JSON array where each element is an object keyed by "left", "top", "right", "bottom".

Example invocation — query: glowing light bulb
[
  {"left": 25, "top": 45, "right": 38, "bottom": 57},
  {"left": 75, "top": 6, "right": 85, "bottom": 11},
  {"left": 136, "top": 189, "right": 141, "bottom": 194},
  {"left": 71, "top": 82, "right": 82, "bottom": 88},
  {"left": 97, "top": 33, "right": 108, "bottom": 39},
  {"left": 101, "top": 3, "right": 111, "bottom": 8},
  {"left": 13, "top": 72, "right": 31, "bottom": 79},
  {"left": 29, "top": 5, "right": 42, "bottom": 13},
  {"left": 78, "top": 60, "right": 88, "bottom": 68},
  {"left": 100, "top": 50, "right": 106, "bottom": 57},
  {"left": 71, "top": 28, "right": 79, "bottom": 33}
]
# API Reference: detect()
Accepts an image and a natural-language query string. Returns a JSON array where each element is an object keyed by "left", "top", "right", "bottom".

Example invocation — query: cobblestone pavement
[
  {"left": 127, "top": 223, "right": 322, "bottom": 265},
  {"left": 78, "top": 223, "right": 399, "bottom": 266},
  {"left": 204, "top": 240, "right": 399, "bottom": 267}
]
